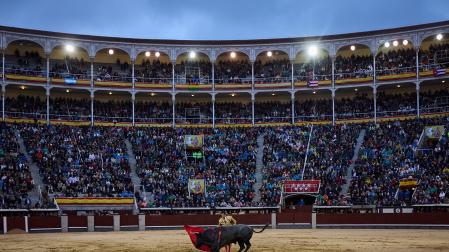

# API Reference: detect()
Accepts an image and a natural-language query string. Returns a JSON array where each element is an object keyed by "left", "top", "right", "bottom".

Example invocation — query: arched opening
[
  {"left": 376, "top": 39, "right": 416, "bottom": 78},
  {"left": 419, "top": 79, "right": 449, "bottom": 115},
  {"left": 94, "top": 48, "right": 131, "bottom": 87},
  {"left": 215, "top": 51, "right": 251, "bottom": 88},
  {"left": 335, "top": 44, "right": 373, "bottom": 84},
  {"left": 254, "top": 50, "right": 290, "bottom": 85},
  {"left": 94, "top": 90, "right": 131, "bottom": 123},
  {"left": 175, "top": 52, "right": 211, "bottom": 85},
  {"left": 419, "top": 33, "right": 449, "bottom": 72},
  {"left": 4, "top": 40, "right": 46, "bottom": 83},
  {"left": 295, "top": 89, "right": 332, "bottom": 122},
  {"left": 135, "top": 51, "right": 172, "bottom": 87},
  {"left": 215, "top": 92, "right": 252, "bottom": 124},
  {"left": 5, "top": 84, "right": 46, "bottom": 120},
  {"left": 335, "top": 86, "right": 373, "bottom": 120},
  {"left": 175, "top": 93, "right": 212, "bottom": 124},
  {"left": 49, "top": 45, "right": 90, "bottom": 86},
  {"left": 255, "top": 91, "right": 291, "bottom": 123},
  {"left": 294, "top": 48, "right": 331, "bottom": 87},
  {"left": 49, "top": 88, "right": 90, "bottom": 122},
  {"left": 135, "top": 92, "right": 172, "bottom": 124},
  {"left": 377, "top": 83, "right": 416, "bottom": 118}
]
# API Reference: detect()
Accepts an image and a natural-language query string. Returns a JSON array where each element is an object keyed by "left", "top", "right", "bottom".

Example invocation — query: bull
[{"left": 195, "top": 224, "right": 268, "bottom": 252}]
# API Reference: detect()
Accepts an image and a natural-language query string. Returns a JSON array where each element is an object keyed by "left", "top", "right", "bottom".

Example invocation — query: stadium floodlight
[
  {"left": 145, "top": 51, "right": 151, "bottom": 57},
  {"left": 65, "top": 44, "right": 75, "bottom": 53},
  {"left": 189, "top": 51, "right": 196, "bottom": 59},
  {"left": 155, "top": 52, "right": 161, "bottom": 57},
  {"left": 230, "top": 52, "right": 236, "bottom": 58},
  {"left": 271, "top": 93, "right": 275, "bottom": 96},
  {"left": 108, "top": 49, "right": 114, "bottom": 55},
  {"left": 66, "top": 89, "right": 70, "bottom": 93},
  {"left": 108, "top": 91, "right": 112, "bottom": 95},
  {"left": 393, "top": 40, "right": 399, "bottom": 47},
  {"left": 350, "top": 45, "right": 356, "bottom": 51},
  {"left": 354, "top": 88, "right": 358, "bottom": 92},
  {"left": 267, "top": 51, "right": 273, "bottom": 57},
  {"left": 150, "top": 92, "right": 156, "bottom": 96},
  {"left": 436, "top": 33, "right": 443, "bottom": 41},
  {"left": 402, "top": 40, "right": 409, "bottom": 46},
  {"left": 191, "top": 94, "right": 195, "bottom": 97},
  {"left": 384, "top": 42, "right": 390, "bottom": 48},
  {"left": 20, "top": 85, "right": 25, "bottom": 90},
  {"left": 442, "top": 80, "right": 446, "bottom": 83},
  {"left": 308, "top": 45, "right": 318, "bottom": 57},
  {"left": 397, "top": 84, "right": 401, "bottom": 88},
  {"left": 312, "top": 90, "right": 316, "bottom": 94},
  {"left": 231, "top": 93, "right": 236, "bottom": 97}
]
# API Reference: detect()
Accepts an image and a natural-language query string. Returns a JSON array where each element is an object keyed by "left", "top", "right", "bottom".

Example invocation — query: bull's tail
[{"left": 252, "top": 224, "right": 269, "bottom": 233}]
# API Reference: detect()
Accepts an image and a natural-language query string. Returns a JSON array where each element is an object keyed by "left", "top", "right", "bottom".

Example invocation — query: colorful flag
[
  {"left": 188, "top": 179, "right": 205, "bottom": 194},
  {"left": 308, "top": 80, "right": 319, "bottom": 87},
  {"left": 433, "top": 68, "right": 446, "bottom": 77}
]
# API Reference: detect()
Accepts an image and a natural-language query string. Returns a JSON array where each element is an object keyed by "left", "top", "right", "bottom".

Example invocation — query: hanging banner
[
  {"left": 283, "top": 180, "right": 320, "bottom": 194},
  {"left": 424, "top": 126, "right": 445, "bottom": 139},
  {"left": 188, "top": 179, "right": 205, "bottom": 194},
  {"left": 184, "top": 135, "right": 204, "bottom": 148}
]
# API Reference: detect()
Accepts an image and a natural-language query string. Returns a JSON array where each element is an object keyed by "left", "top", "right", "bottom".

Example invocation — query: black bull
[{"left": 195, "top": 224, "right": 269, "bottom": 252}]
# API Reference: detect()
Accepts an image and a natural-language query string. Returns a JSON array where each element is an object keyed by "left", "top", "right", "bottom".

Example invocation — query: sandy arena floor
[{"left": 1, "top": 229, "right": 449, "bottom": 252}]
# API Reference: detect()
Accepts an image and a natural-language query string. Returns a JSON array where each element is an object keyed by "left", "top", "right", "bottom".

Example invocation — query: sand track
[{"left": 1, "top": 229, "right": 449, "bottom": 251}]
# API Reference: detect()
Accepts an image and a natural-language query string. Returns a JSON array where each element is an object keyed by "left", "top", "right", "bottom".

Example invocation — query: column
[
  {"left": 251, "top": 61, "right": 255, "bottom": 91},
  {"left": 87, "top": 215, "right": 94, "bottom": 232},
  {"left": 90, "top": 91, "right": 94, "bottom": 126},
  {"left": 415, "top": 48, "right": 420, "bottom": 82},
  {"left": 251, "top": 93, "right": 255, "bottom": 125},
  {"left": 46, "top": 55, "right": 50, "bottom": 84},
  {"left": 131, "top": 92, "right": 135, "bottom": 126},
  {"left": 311, "top": 212, "right": 317, "bottom": 229},
  {"left": 331, "top": 56, "right": 335, "bottom": 90},
  {"left": 211, "top": 61, "right": 215, "bottom": 90},
  {"left": 172, "top": 61, "right": 175, "bottom": 92},
  {"left": 138, "top": 214, "right": 145, "bottom": 231},
  {"left": 90, "top": 58, "right": 94, "bottom": 88},
  {"left": 172, "top": 93, "right": 176, "bottom": 128},
  {"left": 373, "top": 87, "right": 377, "bottom": 123},
  {"left": 1, "top": 85, "right": 4, "bottom": 121},
  {"left": 212, "top": 94, "right": 215, "bottom": 128},
  {"left": 416, "top": 83, "right": 420, "bottom": 118},
  {"left": 271, "top": 212, "right": 277, "bottom": 229},
  {"left": 61, "top": 215, "right": 68, "bottom": 232},
  {"left": 373, "top": 53, "right": 376, "bottom": 86},
  {"left": 113, "top": 214, "right": 120, "bottom": 232},
  {"left": 131, "top": 60, "right": 135, "bottom": 89},
  {"left": 291, "top": 60, "right": 295, "bottom": 89},
  {"left": 332, "top": 89, "right": 336, "bottom": 125},
  {"left": 46, "top": 88, "right": 50, "bottom": 125},
  {"left": 2, "top": 50, "right": 5, "bottom": 83},
  {"left": 291, "top": 92, "right": 295, "bottom": 124}
]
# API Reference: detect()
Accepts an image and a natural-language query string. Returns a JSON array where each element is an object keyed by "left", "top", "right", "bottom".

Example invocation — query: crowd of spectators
[
  {"left": 5, "top": 50, "right": 45, "bottom": 77},
  {"left": 135, "top": 59, "right": 172, "bottom": 84},
  {"left": 254, "top": 59, "right": 291, "bottom": 83},
  {"left": 255, "top": 101, "right": 291, "bottom": 123},
  {"left": 130, "top": 127, "right": 258, "bottom": 208},
  {"left": 215, "top": 102, "right": 252, "bottom": 124},
  {"left": 215, "top": 60, "right": 252, "bottom": 84},
  {"left": 175, "top": 102, "right": 212, "bottom": 124},
  {"left": 335, "top": 54, "right": 373, "bottom": 80},
  {"left": 21, "top": 125, "right": 133, "bottom": 197},
  {"left": 0, "top": 124, "right": 34, "bottom": 209},
  {"left": 376, "top": 48, "right": 416, "bottom": 75}
]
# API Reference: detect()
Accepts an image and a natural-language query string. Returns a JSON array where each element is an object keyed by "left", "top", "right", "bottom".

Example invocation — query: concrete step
[
  {"left": 253, "top": 134, "right": 265, "bottom": 203},
  {"left": 340, "top": 129, "right": 366, "bottom": 196},
  {"left": 124, "top": 139, "right": 141, "bottom": 189}
]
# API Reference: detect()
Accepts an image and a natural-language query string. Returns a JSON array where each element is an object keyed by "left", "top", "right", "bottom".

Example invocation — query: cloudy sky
[{"left": 1, "top": 0, "right": 449, "bottom": 40}]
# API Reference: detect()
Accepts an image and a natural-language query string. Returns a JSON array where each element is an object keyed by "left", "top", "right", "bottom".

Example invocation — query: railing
[
  {"left": 215, "top": 117, "right": 252, "bottom": 124},
  {"left": 94, "top": 74, "right": 132, "bottom": 83},
  {"left": 93, "top": 115, "right": 132, "bottom": 122},
  {"left": 49, "top": 113, "right": 91, "bottom": 121},
  {"left": 5, "top": 111, "right": 46, "bottom": 119},
  {"left": 134, "top": 117, "right": 173, "bottom": 124},
  {"left": 296, "top": 114, "right": 333, "bottom": 122},
  {"left": 214, "top": 78, "right": 252, "bottom": 85},
  {"left": 254, "top": 115, "right": 291, "bottom": 123},
  {"left": 420, "top": 105, "right": 449, "bottom": 114},
  {"left": 294, "top": 73, "right": 332, "bottom": 82},
  {"left": 135, "top": 76, "right": 172, "bottom": 84},
  {"left": 4, "top": 67, "right": 47, "bottom": 78},
  {"left": 140, "top": 206, "right": 280, "bottom": 214},
  {"left": 336, "top": 111, "right": 374, "bottom": 120},
  {"left": 376, "top": 108, "right": 417, "bottom": 117},
  {"left": 376, "top": 66, "right": 416, "bottom": 77},
  {"left": 254, "top": 76, "right": 291, "bottom": 84},
  {"left": 334, "top": 70, "right": 373, "bottom": 80},
  {"left": 49, "top": 72, "right": 90, "bottom": 80},
  {"left": 176, "top": 116, "right": 213, "bottom": 124}
]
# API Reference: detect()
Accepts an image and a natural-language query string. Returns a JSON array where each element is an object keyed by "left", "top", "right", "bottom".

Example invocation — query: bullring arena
[
  {"left": 2, "top": 2, "right": 449, "bottom": 252},
  {"left": 2, "top": 229, "right": 449, "bottom": 252}
]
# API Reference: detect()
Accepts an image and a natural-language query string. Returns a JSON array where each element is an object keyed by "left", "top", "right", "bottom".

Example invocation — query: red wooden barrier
[
  {"left": 120, "top": 215, "right": 138, "bottom": 226},
  {"left": 95, "top": 215, "right": 113, "bottom": 227},
  {"left": 317, "top": 213, "right": 449, "bottom": 225},
  {"left": 29, "top": 216, "right": 60, "bottom": 229},
  {"left": 68, "top": 215, "right": 87, "bottom": 228},
  {"left": 277, "top": 212, "right": 311, "bottom": 224},
  {"left": 7, "top": 216, "right": 25, "bottom": 231}
]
